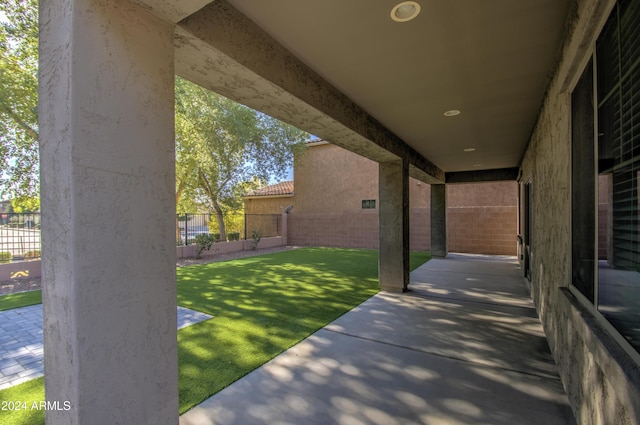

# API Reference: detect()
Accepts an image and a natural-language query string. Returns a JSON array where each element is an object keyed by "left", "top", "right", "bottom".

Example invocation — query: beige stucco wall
[
  {"left": 244, "top": 196, "right": 294, "bottom": 215},
  {"left": 294, "top": 142, "right": 381, "bottom": 213},
  {"left": 519, "top": 0, "right": 640, "bottom": 423}
]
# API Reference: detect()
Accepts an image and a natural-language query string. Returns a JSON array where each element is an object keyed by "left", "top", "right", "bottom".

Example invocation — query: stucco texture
[{"left": 518, "top": 0, "right": 640, "bottom": 423}]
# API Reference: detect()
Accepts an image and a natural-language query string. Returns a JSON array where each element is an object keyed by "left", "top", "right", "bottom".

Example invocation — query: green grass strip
[
  {"left": 0, "top": 290, "right": 41, "bottom": 312},
  {"left": 0, "top": 248, "right": 430, "bottom": 423},
  {"left": 0, "top": 379, "right": 45, "bottom": 425}
]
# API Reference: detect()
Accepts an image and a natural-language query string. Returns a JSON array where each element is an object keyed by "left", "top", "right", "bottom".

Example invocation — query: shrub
[
  {"left": 250, "top": 230, "right": 262, "bottom": 251},
  {"left": 0, "top": 252, "right": 12, "bottom": 263},
  {"left": 211, "top": 233, "right": 221, "bottom": 243},
  {"left": 194, "top": 234, "right": 216, "bottom": 259},
  {"left": 227, "top": 232, "right": 240, "bottom": 241},
  {"left": 25, "top": 250, "right": 41, "bottom": 259}
]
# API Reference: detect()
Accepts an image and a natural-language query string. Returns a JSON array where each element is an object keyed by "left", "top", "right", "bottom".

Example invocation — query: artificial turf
[
  {"left": 0, "top": 290, "right": 41, "bottom": 312},
  {"left": 0, "top": 247, "right": 431, "bottom": 423}
]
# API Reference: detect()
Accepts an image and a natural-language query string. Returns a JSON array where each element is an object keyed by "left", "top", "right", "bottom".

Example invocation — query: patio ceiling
[
  {"left": 225, "top": 0, "right": 572, "bottom": 173},
  {"left": 142, "top": 0, "right": 573, "bottom": 181}
]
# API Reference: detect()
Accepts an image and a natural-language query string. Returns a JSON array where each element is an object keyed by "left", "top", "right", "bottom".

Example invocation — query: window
[
  {"left": 571, "top": 0, "right": 640, "bottom": 352},
  {"left": 361, "top": 199, "right": 376, "bottom": 209},
  {"left": 572, "top": 60, "right": 596, "bottom": 302}
]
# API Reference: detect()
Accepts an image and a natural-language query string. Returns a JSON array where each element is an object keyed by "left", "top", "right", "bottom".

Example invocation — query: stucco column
[
  {"left": 431, "top": 184, "right": 448, "bottom": 258},
  {"left": 39, "top": 1, "right": 177, "bottom": 424},
  {"left": 378, "top": 159, "right": 410, "bottom": 292}
]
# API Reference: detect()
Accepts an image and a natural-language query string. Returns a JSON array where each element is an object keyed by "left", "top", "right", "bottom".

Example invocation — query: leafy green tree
[
  {"left": 10, "top": 194, "right": 38, "bottom": 212},
  {"left": 0, "top": 0, "right": 307, "bottom": 233},
  {"left": 0, "top": 0, "right": 39, "bottom": 200},
  {"left": 175, "top": 76, "right": 307, "bottom": 241}
]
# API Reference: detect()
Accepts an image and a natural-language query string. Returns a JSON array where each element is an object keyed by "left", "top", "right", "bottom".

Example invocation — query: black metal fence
[
  {"left": 176, "top": 213, "right": 282, "bottom": 245},
  {"left": 0, "top": 213, "right": 42, "bottom": 262},
  {"left": 0, "top": 212, "right": 283, "bottom": 260},
  {"left": 177, "top": 213, "right": 214, "bottom": 245}
]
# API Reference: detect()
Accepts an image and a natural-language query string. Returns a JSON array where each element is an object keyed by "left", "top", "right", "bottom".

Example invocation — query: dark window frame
[
  {"left": 570, "top": 0, "right": 640, "bottom": 354},
  {"left": 361, "top": 199, "right": 376, "bottom": 209}
]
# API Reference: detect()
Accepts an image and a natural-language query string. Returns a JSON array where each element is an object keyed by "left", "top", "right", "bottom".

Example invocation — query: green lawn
[
  {"left": 0, "top": 290, "right": 41, "bottom": 312},
  {"left": 0, "top": 247, "right": 431, "bottom": 423}
]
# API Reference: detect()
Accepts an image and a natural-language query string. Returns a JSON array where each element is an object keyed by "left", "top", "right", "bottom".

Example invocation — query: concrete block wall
[
  {"left": 409, "top": 209, "right": 430, "bottom": 251},
  {"left": 288, "top": 206, "right": 517, "bottom": 255},
  {"left": 448, "top": 206, "right": 518, "bottom": 255},
  {"left": 0, "top": 260, "right": 42, "bottom": 282},
  {"left": 288, "top": 211, "right": 379, "bottom": 249},
  {"left": 176, "top": 237, "right": 286, "bottom": 259},
  {"left": 254, "top": 143, "right": 518, "bottom": 255}
]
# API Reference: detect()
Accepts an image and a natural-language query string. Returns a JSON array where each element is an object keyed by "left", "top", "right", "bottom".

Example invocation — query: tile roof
[{"left": 244, "top": 181, "right": 294, "bottom": 197}]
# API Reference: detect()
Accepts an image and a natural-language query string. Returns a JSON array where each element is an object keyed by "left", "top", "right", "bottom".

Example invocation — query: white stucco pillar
[
  {"left": 39, "top": 1, "right": 177, "bottom": 423},
  {"left": 378, "top": 159, "right": 410, "bottom": 292}
]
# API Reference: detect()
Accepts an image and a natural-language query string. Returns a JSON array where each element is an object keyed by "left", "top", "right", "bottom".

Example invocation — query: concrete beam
[
  {"left": 133, "top": 0, "right": 214, "bottom": 23},
  {"left": 445, "top": 167, "right": 520, "bottom": 184},
  {"left": 175, "top": 0, "right": 444, "bottom": 184}
]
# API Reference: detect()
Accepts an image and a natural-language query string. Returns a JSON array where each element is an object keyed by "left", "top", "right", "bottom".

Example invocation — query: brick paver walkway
[{"left": 0, "top": 305, "right": 212, "bottom": 390}]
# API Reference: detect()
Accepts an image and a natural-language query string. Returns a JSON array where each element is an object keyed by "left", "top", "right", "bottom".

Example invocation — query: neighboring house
[
  {"left": 0, "top": 200, "right": 11, "bottom": 213},
  {"left": 243, "top": 181, "right": 294, "bottom": 238},
  {"left": 243, "top": 180, "right": 294, "bottom": 214},
  {"left": 244, "top": 141, "right": 517, "bottom": 255}
]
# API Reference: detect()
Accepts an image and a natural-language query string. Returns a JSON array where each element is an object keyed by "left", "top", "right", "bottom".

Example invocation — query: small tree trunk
[
  {"left": 175, "top": 216, "right": 181, "bottom": 244},
  {"left": 175, "top": 190, "right": 184, "bottom": 244},
  {"left": 213, "top": 202, "right": 226, "bottom": 241}
]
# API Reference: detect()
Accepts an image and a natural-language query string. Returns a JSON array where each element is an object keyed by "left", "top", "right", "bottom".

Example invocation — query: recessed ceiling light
[
  {"left": 463, "top": 148, "right": 476, "bottom": 152},
  {"left": 391, "top": 1, "right": 421, "bottom": 22},
  {"left": 444, "top": 110, "right": 461, "bottom": 117}
]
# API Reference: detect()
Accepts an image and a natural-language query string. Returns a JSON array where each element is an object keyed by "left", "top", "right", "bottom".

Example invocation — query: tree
[
  {"left": 0, "top": 0, "right": 307, "bottom": 227},
  {"left": 0, "top": 0, "right": 39, "bottom": 201},
  {"left": 175, "top": 76, "right": 308, "bottom": 241}
]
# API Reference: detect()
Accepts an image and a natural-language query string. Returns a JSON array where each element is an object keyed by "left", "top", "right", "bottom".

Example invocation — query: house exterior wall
[
  {"left": 280, "top": 142, "right": 518, "bottom": 255},
  {"left": 294, "top": 142, "right": 380, "bottom": 213},
  {"left": 244, "top": 196, "right": 294, "bottom": 215},
  {"left": 519, "top": 0, "right": 640, "bottom": 423}
]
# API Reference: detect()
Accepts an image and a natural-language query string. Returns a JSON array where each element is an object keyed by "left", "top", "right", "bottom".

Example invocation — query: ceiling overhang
[
  {"left": 175, "top": 1, "right": 445, "bottom": 183},
  {"left": 153, "top": 0, "right": 571, "bottom": 184}
]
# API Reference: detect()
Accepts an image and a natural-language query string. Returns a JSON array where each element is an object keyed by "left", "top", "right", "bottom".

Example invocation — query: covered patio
[
  {"left": 181, "top": 254, "right": 574, "bottom": 424},
  {"left": 38, "top": 0, "right": 640, "bottom": 424}
]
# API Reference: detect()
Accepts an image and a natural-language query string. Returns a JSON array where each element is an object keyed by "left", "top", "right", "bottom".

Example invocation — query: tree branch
[{"left": 0, "top": 101, "right": 38, "bottom": 141}]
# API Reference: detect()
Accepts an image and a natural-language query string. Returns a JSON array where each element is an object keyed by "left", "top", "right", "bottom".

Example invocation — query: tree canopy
[
  {"left": 175, "top": 76, "right": 308, "bottom": 240},
  {"left": 0, "top": 0, "right": 309, "bottom": 227},
  {"left": 0, "top": 0, "right": 39, "bottom": 203}
]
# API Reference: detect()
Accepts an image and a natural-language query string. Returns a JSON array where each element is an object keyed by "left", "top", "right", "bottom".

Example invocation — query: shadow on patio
[{"left": 180, "top": 253, "right": 575, "bottom": 425}]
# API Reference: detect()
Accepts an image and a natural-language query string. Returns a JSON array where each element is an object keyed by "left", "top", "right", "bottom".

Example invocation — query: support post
[
  {"left": 39, "top": 1, "right": 178, "bottom": 423},
  {"left": 378, "top": 159, "right": 410, "bottom": 292},
  {"left": 431, "top": 184, "right": 448, "bottom": 258}
]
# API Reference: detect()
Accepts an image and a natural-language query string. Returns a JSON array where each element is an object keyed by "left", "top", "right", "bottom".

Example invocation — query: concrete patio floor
[{"left": 180, "top": 253, "right": 575, "bottom": 425}]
